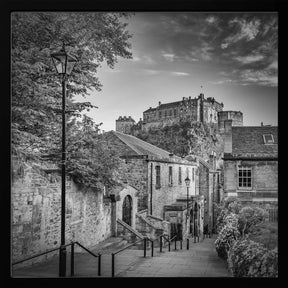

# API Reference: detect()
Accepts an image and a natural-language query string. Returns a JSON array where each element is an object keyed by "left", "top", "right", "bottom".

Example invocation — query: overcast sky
[{"left": 75, "top": 12, "right": 278, "bottom": 132}]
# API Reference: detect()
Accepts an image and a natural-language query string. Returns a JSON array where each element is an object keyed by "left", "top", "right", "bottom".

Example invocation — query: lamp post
[
  {"left": 51, "top": 44, "right": 77, "bottom": 277},
  {"left": 185, "top": 177, "right": 191, "bottom": 223}
]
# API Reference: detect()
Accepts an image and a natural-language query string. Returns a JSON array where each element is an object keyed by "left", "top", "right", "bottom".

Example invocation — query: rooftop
[
  {"left": 111, "top": 131, "right": 184, "bottom": 161},
  {"left": 231, "top": 126, "right": 278, "bottom": 158}
]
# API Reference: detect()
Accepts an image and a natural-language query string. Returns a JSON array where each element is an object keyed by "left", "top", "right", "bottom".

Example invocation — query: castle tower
[
  {"left": 218, "top": 111, "right": 243, "bottom": 133},
  {"left": 115, "top": 116, "right": 135, "bottom": 134}
]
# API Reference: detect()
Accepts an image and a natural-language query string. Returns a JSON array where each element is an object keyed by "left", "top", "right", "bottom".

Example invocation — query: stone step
[{"left": 89, "top": 237, "right": 128, "bottom": 254}]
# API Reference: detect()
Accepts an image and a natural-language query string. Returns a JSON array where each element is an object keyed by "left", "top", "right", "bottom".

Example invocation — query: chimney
[
  {"left": 182, "top": 97, "right": 185, "bottom": 101},
  {"left": 261, "top": 122, "right": 263, "bottom": 126},
  {"left": 224, "top": 120, "right": 232, "bottom": 154},
  {"left": 189, "top": 96, "right": 191, "bottom": 100},
  {"left": 158, "top": 101, "right": 161, "bottom": 106}
]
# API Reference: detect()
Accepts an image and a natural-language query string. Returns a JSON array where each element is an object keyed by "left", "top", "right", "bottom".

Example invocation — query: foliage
[
  {"left": 228, "top": 239, "right": 278, "bottom": 277},
  {"left": 248, "top": 222, "right": 278, "bottom": 250},
  {"left": 215, "top": 197, "right": 278, "bottom": 277},
  {"left": 215, "top": 214, "right": 240, "bottom": 260},
  {"left": 238, "top": 206, "right": 267, "bottom": 236},
  {"left": 133, "top": 120, "right": 223, "bottom": 159},
  {"left": 11, "top": 12, "right": 133, "bottom": 187},
  {"left": 215, "top": 197, "right": 242, "bottom": 233}
]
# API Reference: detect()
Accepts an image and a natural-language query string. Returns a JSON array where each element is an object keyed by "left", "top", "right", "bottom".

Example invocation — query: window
[
  {"left": 186, "top": 167, "right": 189, "bottom": 178},
  {"left": 263, "top": 134, "right": 274, "bottom": 144},
  {"left": 169, "top": 110, "right": 172, "bottom": 116},
  {"left": 156, "top": 166, "right": 161, "bottom": 189},
  {"left": 164, "top": 110, "right": 167, "bottom": 117},
  {"left": 192, "top": 168, "right": 194, "bottom": 182},
  {"left": 169, "top": 166, "right": 173, "bottom": 186},
  {"left": 174, "top": 109, "right": 177, "bottom": 116},
  {"left": 238, "top": 167, "right": 252, "bottom": 189},
  {"left": 178, "top": 167, "right": 182, "bottom": 184}
]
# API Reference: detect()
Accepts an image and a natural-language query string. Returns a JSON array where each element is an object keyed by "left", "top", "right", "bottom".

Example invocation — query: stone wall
[
  {"left": 12, "top": 159, "right": 112, "bottom": 266},
  {"left": 223, "top": 159, "right": 278, "bottom": 201},
  {"left": 118, "top": 158, "right": 149, "bottom": 212}
]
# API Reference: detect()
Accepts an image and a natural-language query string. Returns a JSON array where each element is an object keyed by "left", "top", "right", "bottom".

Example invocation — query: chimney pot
[{"left": 158, "top": 101, "right": 161, "bottom": 106}]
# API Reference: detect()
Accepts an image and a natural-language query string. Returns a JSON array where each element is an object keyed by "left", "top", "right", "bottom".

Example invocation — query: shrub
[
  {"left": 238, "top": 206, "right": 267, "bottom": 236},
  {"left": 215, "top": 198, "right": 242, "bottom": 233},
  {"left": 248, "top": 222, "right": 278, "bottom": 250},
  {"left": 215, "top": 214, "right": 240, "bottom": 260},
  {"left": 228, "top": 239, "right": 278, "bottom": 277}
]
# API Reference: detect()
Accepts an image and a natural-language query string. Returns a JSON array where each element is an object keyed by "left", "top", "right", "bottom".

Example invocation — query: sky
[{"left": 75, "top": 12, "right": 278, "bottom": 132}]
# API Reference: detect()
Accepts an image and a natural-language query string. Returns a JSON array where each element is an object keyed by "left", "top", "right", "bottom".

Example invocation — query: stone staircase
[{"left": 89, "top": 236, "right": 129, "bottom": 255}]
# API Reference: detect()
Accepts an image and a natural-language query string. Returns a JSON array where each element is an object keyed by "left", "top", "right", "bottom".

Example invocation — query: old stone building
[
  {"left": 222, "top": 120, "right": 278, "bottom": 212},
  {"left": 142, "top": 93, "right": 224, "bottom": 130},
  {"left": 101, "top": 130, "right": 205, "bottom": 240},
  {"left": 218, "top": 110, "right": 243, "bottom": 133},
  {"left": 115, "top": 116, "right": 136, "bottom": 134}
]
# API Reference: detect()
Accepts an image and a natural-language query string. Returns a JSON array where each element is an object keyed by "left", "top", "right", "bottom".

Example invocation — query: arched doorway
[
  {"left": 194, "top": 203, "right": 199, "bottom": 237},
  {"left": 122, "top": 195, "right": 132, "bottom": 226}
]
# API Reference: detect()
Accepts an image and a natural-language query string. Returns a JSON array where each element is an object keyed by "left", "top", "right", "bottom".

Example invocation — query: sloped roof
[
  {"left": 231, "top": 126, "right": 278, "bottom": 158},
  {"left": 112, "top": 131, "right": 182, "bottom": 161},
  {"left": 197, "top": 156, "right": 213, "bottom": 170}
]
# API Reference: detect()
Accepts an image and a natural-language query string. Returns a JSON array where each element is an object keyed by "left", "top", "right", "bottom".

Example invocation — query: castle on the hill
[{"left": 115, "top": 93, "right": 243, "bottom": 134}]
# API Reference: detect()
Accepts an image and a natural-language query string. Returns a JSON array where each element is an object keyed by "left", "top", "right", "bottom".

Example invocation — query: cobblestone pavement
[{"left": 12, "top": 236, "right": 231, "bottom": 278}]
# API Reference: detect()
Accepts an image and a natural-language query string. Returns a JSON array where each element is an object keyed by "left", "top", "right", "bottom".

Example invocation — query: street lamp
[
  {"left": 185, "top": 176, "right": 191, "bottom": 222},
  {"left": 51, "top": 44, "right": 77, "bottom": 277}
]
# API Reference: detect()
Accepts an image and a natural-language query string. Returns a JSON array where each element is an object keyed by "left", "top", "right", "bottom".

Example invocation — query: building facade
[
  {"left": 222, "top": 120, "right": 278, "bottom": 211},
  {"left": 218, "top": 111, "right": 243, "bottom": 133},
  {"left": 115, "top": 116, "right": 136, "bottom": 134},
  {"left": 142, "top": 93, "right": 224, "bottom": 130},
  {"left": 102, "top": 130, "right": 205, "bottom": 240}
]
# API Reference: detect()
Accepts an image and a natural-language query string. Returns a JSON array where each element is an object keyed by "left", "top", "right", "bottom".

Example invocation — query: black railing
[
  {"left": 12, "top": 241, "right": 101, "bottom": 277},
  {"left": 160, "top": 234, "right": 191, "bottom": 252},
  {"left": 111, "top": 236, "right": 154, "bottom": 277},
  {"left": 111, "top": 237, "right": 153, "bottom": 277}
]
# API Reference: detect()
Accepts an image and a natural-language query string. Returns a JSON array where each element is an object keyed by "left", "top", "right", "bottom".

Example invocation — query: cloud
[
  {"left": 142, "top": 69, "right": 160, "bottom": 75},
  {"left": 170, "top": 72, "right": 190, "bottom": 76},
  {"left": 267, "top": 60, "right": 278, "bottom": 70},
  {"left": 130, "top": 54, "right": 155, "bottom": 64},
  {"left": 239, "top": 69, "right": 277, "bottom": 87},
  {"left": 234, "top": 54, "right": 265, "bottom": 64},
  {"left": 221, "top": 18, "right": 261, "bottom": 49},
  {"left": 162, "top": 53, "right": 176, "bottom": 62},
  {"left": 206, "top": 16, "right": 218, "bottom": 24},
  {"left": 208, "top": 79, "right": 234, "bottom": 85}
]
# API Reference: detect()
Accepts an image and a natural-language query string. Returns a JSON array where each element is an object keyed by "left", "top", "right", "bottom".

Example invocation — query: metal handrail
[
  {"left": 12, "top": 242, "right": 73, "bottom": 265},
  {"left": 12, "top": 241, "right": 102, "bottom": 277},
  {"left": 74, "top": 241, "right": 100, "bottom": 258},
  {"left": 112, "top": 238, "right": 144, "bottom": 256},
  {"left": 112, "top": 236, "right": 152, "bottom": 277}
]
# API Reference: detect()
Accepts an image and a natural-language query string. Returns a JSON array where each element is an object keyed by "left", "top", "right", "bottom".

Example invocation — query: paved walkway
[{"left": 12, "top": 236, "right": 231, "bottom": 278}]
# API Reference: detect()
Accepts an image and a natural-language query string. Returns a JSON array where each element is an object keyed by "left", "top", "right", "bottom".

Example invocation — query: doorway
[{"left": 122, "top": 195, "right": 132, "bottom": 226}]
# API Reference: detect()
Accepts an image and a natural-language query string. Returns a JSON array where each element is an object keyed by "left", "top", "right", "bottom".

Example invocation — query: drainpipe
[{"left": 150, "top": 162, "right": 153, "bottom": 215}]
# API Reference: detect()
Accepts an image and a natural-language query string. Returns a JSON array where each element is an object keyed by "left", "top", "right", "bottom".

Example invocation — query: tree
[
  {"left": 11, "top": 12, "right": 133, "bottom": 187},
  {"left": 133, "top": 119, "right": 223, "bottom": 159}
]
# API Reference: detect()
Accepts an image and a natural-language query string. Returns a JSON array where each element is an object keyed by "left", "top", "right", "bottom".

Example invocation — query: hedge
[{"left": 227, "top": 239, "right": 278, "bottom": 277}]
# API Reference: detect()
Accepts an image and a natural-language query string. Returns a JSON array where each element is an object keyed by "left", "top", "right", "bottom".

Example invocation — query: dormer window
[{"left": 263, "top": 134, "right": 274, "bottom": 144}]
